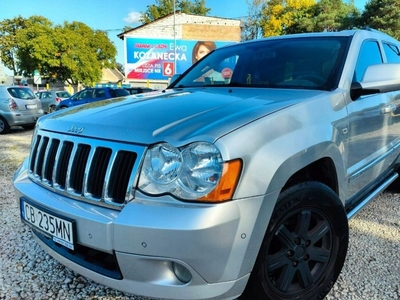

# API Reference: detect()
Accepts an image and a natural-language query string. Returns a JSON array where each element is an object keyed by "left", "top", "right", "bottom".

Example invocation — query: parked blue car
[{"left": 56, "top": 87, "right": 129, "bottom": 110}]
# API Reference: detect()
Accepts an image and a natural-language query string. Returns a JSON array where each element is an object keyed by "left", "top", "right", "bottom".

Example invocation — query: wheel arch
[
  {"left": 234, "top": 142, "right": 347, "bottom": 283},
  {"left": 267, "top": 141, "right": 346, "bottom": 203}
]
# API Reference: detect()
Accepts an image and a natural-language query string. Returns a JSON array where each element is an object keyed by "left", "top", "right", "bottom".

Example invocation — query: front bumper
[{"left": 14, "top": 158, "right": 270, "bottom": 300}]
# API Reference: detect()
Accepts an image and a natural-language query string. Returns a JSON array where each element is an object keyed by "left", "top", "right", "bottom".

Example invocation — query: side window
[
  {"left": 94, "top": 89, "right": 106, "bottom": 98},
  {"left": 7, "top": 88, "right": 18, "bottom": 98},
  {"left": 383, "top": 43, "right": 400, "bottom": 63},
  {"left": 83, "top": 90, "right": 93, "bottom": 99},
  {"left": 77, "top": 90, "right": 92, "bottom": 100},
  {"left": 354, "top": 41, "right": 383, "bottom": 82}
]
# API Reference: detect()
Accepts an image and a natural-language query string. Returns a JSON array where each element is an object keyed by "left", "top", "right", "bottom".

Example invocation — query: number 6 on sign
[{"left": 163, "top": 62, "right": 175, "bottom": 77}]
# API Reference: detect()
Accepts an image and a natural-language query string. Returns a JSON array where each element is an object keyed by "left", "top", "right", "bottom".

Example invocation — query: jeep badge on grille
[{"left": 67, "top": 125, "right": 84, "bottom": 134}]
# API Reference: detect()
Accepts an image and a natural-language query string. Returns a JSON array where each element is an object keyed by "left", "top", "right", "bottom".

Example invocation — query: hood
[{"left": 38, "top": 88, "right": 326, "bottom": 145}]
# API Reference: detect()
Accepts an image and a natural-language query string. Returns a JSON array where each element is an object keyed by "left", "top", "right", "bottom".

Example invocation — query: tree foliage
[
  {"left": 260, "top": 0, "right": 316, "bottom": 37},
  {"left": 0, "top": 16, "right": 117, "bottom": 85},
  {"left": 241, "top": 0, "right": 265, "bottom": 41},
  {"left": 140, "top": 0, "right": 211, "bottom": 24},
  {"left": 360, "top": 0, "right": 400, "bottom": 39},
  {"left": 0, "top": 16, "right": 27, "bottom": 76},
  {"left": 242, "top": 0, "right": 361, "bottom": 39},
  {"left": 295, "top": 0, "right": 360, "bottom": 33}
]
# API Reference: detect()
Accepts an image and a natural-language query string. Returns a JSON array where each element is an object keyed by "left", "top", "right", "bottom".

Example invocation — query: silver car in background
[
  {"left": 0, "top": 85, "right": 44, "bottom": 134},
  {"left": 35, "top": 90, "right": 71, "bottom": 113}
]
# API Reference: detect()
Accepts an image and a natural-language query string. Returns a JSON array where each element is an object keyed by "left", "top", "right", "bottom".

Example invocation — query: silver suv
[
  {"left": 0, "top": 85, "right": 43, "bottom": 133},
  {"left": 13, "top": 29, "right": 400, "bottom": 300}
]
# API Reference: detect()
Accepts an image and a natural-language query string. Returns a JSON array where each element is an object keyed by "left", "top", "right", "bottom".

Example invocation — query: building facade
[{"left": 118, "top": 12, "right": 242, "bottom": 89}]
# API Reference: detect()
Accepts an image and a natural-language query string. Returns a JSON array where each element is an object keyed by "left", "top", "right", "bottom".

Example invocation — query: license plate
[
  {"left": 21, "top": 199, "right": 75, "bottom": 250},
  {"left": 26, "top": 104, "right": 37, "bottom": 109}
]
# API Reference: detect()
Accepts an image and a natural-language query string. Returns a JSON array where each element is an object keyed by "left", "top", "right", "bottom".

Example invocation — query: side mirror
[{"left": 351, "top": 63, "right": 400, "bottom": 100}]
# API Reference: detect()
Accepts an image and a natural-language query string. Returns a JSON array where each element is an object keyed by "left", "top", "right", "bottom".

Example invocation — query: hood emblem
[{"left": 67, "top": 125, "right": 85, "bottom": 134}]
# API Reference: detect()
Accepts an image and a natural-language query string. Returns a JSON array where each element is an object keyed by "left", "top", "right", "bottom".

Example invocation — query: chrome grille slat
[
  {"left": 35, "top": 136, "right": 49, "bottom": 180},
  {"left": 105, "top": 150, "right": 137, "bottom": 205},
  {"left": 85, "top": 147, "right": 112, "bottom": 200},
  {"left": 29, "top": 135, "right": 41, "bottom": 173},
  {"left": 28, "top": 130, "right": 146, "bottom": 210},
  {"left": 67, "top": 144, "right": 91, "bottom": 195},
  {"left": 43, "top": 139, "right": 60, "bottom": 185},
  {"left": 54, "top": 141, "right": 73, "bottom": 190}
]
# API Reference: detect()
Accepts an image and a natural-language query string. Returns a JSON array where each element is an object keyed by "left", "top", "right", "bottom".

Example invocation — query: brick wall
[
  {"left": 182, "top": 24, "right": 241, "bottom": 41},
  {"left": 125, "top": 13, "right": 241, "bottom": 41}
]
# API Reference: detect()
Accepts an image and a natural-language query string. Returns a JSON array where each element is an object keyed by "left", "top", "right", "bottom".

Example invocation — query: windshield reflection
[{"left": 171, "top": 36, "right": 349, "bottom": 91}]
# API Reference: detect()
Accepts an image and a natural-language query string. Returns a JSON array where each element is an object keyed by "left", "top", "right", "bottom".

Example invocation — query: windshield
[{"left": 171, "top": 36, "right": 350, "bottom": 91}]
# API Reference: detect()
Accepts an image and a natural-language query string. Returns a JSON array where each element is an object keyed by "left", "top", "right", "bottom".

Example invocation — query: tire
[
  {"left": 49, "top": 105, "right": 56, "bottom": 113},
  {"left": 22, "top": 124, "right": 35, "bottom": 130},
  {"left": 0, "top": 116, "right": 11, "bottom": 134},
  {"left": 240, "top": 182, "right": 349, "bottom": 300}
]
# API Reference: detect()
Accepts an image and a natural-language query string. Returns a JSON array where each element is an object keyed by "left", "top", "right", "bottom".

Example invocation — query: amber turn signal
[{"left": 198, "top": 159, "right": 242, "bottom": 202}]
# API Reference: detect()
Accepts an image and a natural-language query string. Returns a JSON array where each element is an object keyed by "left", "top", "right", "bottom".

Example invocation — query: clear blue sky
[{"left": 1, "top": 0, "right": 367, "bottom": 75}]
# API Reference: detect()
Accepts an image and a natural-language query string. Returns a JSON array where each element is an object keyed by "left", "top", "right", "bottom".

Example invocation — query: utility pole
[{"left": 173, "top": 0, "right": 176, "bottom": 74}]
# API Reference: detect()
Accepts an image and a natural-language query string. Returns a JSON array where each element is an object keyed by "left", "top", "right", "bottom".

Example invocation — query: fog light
[{"left": 172, "top": 262, "right": 192, "bottom": 283}]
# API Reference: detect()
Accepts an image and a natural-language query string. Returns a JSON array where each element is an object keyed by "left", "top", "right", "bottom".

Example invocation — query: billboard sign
[{"left": 125, "top": 38, "right": 235, "bottom": 80}]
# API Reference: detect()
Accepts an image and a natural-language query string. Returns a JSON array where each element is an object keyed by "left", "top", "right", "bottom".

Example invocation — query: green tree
[
  {"left": 116, "top": 62, "right": 125, "bottom": 74},
  {"left": 360, "top": 0, "right": 400, "bottom": 39},
  {"left": 260, "top": 0, "right": 316, "bottom": 37},
  {"left": 0, "top": 16, "right": 117, "bottom": 85},
  {"left": 0, "top": 16, "right": 28, "bottom": 76},
  {"left": 241, "top": 0, "right": 265, "bottom": 41},
  {"left": 294, "top": 0, "right": 360, "bottom": 33},
  {"left": 49, "top": 21, "right": 117, "bottom": 85},
  {"left": 140, "top": 0, "right": 211, "bottom": 24},
  {"left": 122, "top": 25, "right": 133, "bottom": 32},
  {"left": 14, "top": 16, "right": 57, "bottom": 77}
]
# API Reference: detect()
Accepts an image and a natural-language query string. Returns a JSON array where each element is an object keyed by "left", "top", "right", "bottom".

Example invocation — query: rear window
[
  {"left": 7, "top": 87, "right": 36, "bottom": 100},
  {"left": 56, "top": 91, "right": 71, "bottom": 98}
]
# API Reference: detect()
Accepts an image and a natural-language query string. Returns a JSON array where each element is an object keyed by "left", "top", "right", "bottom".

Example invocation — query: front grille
[{"left": 28, "top": 131, "right": 146, "bottom": 209}]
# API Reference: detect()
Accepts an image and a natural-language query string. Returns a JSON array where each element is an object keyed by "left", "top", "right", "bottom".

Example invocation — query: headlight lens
[
  {"left": 143, "top": 143, "right": 182, "bottom": 185},
  {"left": 139, "top": 142, "right": 226, "bottom": 200},
  {"left": 179, "top": 142, "right": 223, "bottom": 195}
]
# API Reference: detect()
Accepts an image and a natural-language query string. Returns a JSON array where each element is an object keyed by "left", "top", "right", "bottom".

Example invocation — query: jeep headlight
[{"left": 138, "top": 142, "right": 241, "bottom": 202}]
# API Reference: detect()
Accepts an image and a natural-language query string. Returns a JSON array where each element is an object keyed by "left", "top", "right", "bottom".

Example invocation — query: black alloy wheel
[{"left": 240, "top": 182, "right": 349, "bottom": 300}]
